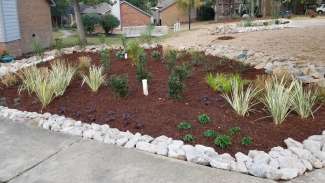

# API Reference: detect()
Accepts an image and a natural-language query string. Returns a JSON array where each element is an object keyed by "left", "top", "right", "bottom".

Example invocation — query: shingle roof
[
  {"left": 120, "top": 1, "right": 151, "bottom": 17},
  {"left": 157, "top": 0, "right": 176, "bottom": 11},
  {"left": 80, "top": 2, "right": 112, "bottom": 15}
]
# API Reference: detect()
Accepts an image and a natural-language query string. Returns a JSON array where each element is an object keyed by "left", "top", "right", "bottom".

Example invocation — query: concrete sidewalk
[{"left": 0, "top": 118, "right": 323, "bottom": 183}]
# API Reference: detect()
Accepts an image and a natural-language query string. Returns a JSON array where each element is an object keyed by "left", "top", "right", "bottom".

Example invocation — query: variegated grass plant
[
  {"left": 50, "top": 60, "right": 76, "bottom": 97},
  {"left": 82, "top": 66, "right": 105, "bottom": 92},
  {"left": 222, "top": 79, "right": 260, "bottom": 116}
]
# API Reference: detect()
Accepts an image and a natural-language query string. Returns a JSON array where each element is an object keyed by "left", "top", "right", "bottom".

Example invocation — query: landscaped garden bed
[{"left": 0, "top": 44, "right": 324, "bottom": 157}]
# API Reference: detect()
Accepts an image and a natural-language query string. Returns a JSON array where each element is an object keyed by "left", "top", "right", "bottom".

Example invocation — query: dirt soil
[{"left": 1, "top": 48, "right": 325, "bottom": 155}]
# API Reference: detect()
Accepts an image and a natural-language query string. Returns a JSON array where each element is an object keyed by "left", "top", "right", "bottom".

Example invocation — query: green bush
[
  {"left": 164, "top": 50, "right": 178, "bottom": 72},
  {"left": 82, "top": 13, "right": 100, "bottom": 34},
  {"left": 136, "top": 53, "right": 151, "bottom": 82},
  {"left": 228, "top": 127, "right": 241, "bottom": 136},
  {"left": 241, "top": 136, "right": 253, "bottom": 145},
  {"left": 31, "top": 38, "right": 44, "bottom": 58},
  {"left": 203, "top": 130, "right": 218, "bottom": 138},
  {"left": 140, "top": 24, "right": 155, "bottom": 44},
  {"left": 205, "top": 73, "right": 248, "bottom": 93},
  {"left": 182, "top": 134, "right": 195, "bottom": 143},
  {"left": 116, "top": 50, "right": 126, "bottom": 60},
  {"left": 198, "top": 113, "right": 211, "bottom": 125},
  {"left": 177, "top": 121, "right": 192, "bottom": 130},
  {"left": 168, "top": 73, "right": 185, "bottom": 99},
  {"left": 100, "top": 49, "right": 111, "bottom": 72},
  {"left": 100, "top": 14, "right": 120, "bottom": 35},
  {"left": 172, "top": 63, "right": 192, "bottom": 81},
  {"left": 54, "top": 38, "right": 64, "bottom": 53},
  {"left": 214, "top": 135, "right": 231, "bottom": 149},
  {"left": 120, "top": 35, "right": 128, "bottom": 51},
  {"left": 127, "top": 40, "right": 144, "bottom": 65},
  {"left": 190, "top": 51, "right": 205, "bottom": 66},
  {"left": 151, "top": 50, "right": 161, "bottom": 61},
  {"left": 109, "top": 74, "right": 129, "bottom": 97}
]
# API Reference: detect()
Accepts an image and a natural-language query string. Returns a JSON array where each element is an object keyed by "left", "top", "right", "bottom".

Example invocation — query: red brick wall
[{"left": 120, "top": 3, "right": 151, "bottom": 27}]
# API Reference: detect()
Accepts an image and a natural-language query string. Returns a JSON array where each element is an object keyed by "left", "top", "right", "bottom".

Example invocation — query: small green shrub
[
  {"left": 190, "top": 50, "right": 205, "bottom": 66},
  {"left": 120, "top": 35, "right": 128, "bottom": 51},
  {"left": 203, "top": 130, "right": 218, "bottom": 138},
  {"left": 164, "top": 50, "right": 178, "bottom": 72},
  {"left": 228, "top": 127, "right": 241, "bottom": 136},
  {"left": 198, "top": 113, "right": 211, "bottom": 125},
  {"left": 116, "top": 50, "right": 126, "bottom": 60},
  {"left": 140, "top": 24, "right": 154, "bottom": 44},
  {"left": 241, "top": 136, "right": 253, "bottom": 145},
  {"left": 100, "top": 49, "right": 111, "bottom": 71},
  {"left": 82, "top": 13, "right": 100, "bottom": 34},
  {"left": 82, "top": 66, "right": 106, "bottom": 92},
  {"left": 177, "top": 121, "right": 192, "bottom": 130},
  {"left": 54, "top": 38, "right": 64, "bottom": 54},
  {"left": 136, "top": 53, "right": 151, "bottom": 82},
  {"left": 172, "top": 63, "right": 192, "bottom": 81},
  {"left": 168, "top": 73, "right": 185, "bottom": 99},
  {"left": 127, "top": 40, "right": 144, "bottom": 65},
  {"left": 182, "top": 134, "right": 195, "bottom": 143},
  {"left": 214, "top": 135, "right": 232, "bottom": 149},
  {"left": 100, "top": 14, "right": 120, "bottom": 35},
  {"left": 205, "top": 73, "right": 247, "bottom": 93},
  {"left": 151, "top": 50, "right": 161, "bottom": 61},
  {"left": 31, "top": 38, "right": 44, "bottom": 58},
  {"left": 109, "top": 74, "right": 129, "bottom": 97}
]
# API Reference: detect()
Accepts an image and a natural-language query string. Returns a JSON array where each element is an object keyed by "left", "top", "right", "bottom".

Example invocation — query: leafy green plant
[
  {"left": 140, "top": 24, "right": 155, "bottom": 44},
  {"left": 241, "top": 136, "right": 253, "bottom": 145},
  {"left": 190, "top": 50, "right": 205, "bottom": 66},
  {"left": 82, "top": 13, "right": 100, "bottom": 34},
  {"left": 100, "top": 49, "right": 111, "bottom": 72},
  {"left": 172, "top": 63, "right": 192, "bottom": 81},
  {"left": 263, "top": 76, "right": 294, "bottom": 125},
  {"left": 164, "top": 49, "right": 178, "bottom": 72},
  {"left": 228, "top": 127, "right": 241, "bottom": 136},
  {"left": 116, "top": 50, "right": 126, "bottom": 60},
  {"left": 198, "top": 113, "right": 211, "bottom": 125},
  {"left": 50, "top": 61, "right": 76, "bottom": 97},
  {"left": 54, "top": 38, "right": 64, "bottom": 54},
  {"left": 205, "top": 73, "right": 247, "bottom": 93},
  {"left": 214, "top": 135, "right": 231, "bottom": 149},
  {"left": 182, "top": 134, "right": 195, "bottom": 143},
  {"left": 151, "top": 50, "right": 161, "bottom": 61},
  {"left": 291, "top": 80, "right": 318, "bottom": 119},
  {"left": 31, "top": 38, "right": 44, "bottom": 59},
  {"left": 109, "top": 74, "right": 129, "bottom": 97},
  {"left": 136, "top": 53, "right": 151, "bottom": 82},
  {"left": 203, "top": 129, "right": 218, "bottom": 138},
  {"left": 168, "top": 73, "right": 185, "bottom": 99},
  {"left": 120, "top": 35, "right": 128, "bottom": 51},
  {"left": 127, "top": 40, "right": 144, "bottom": 65},
  {"left": 177, "top": 121, "right": 192, "bottom": 130},
  {"left": 222, "top": 79, "right": 260, "bottom": 116},
  {"left": 100, "top": 14, "right": 120, "bottom": 35},
  {"left": 241, "top": 18, "right": 253, "bottom": 27},
  {"left": 34, "top": 73, "right": 55, "bottom": 110},
  {"left": 82, "top": 66, "right": 105, "bottom": 92}
]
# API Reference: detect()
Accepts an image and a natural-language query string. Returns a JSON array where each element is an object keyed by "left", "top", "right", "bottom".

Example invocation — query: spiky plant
[
  {"left": 19, "top": 66, "right": 42, "bottom": 94},
  {"left": 82, "top": 66, "right": 105, "bottom": 92},
  {"left": 32, "top": 68, "right": 55, "bottom": 109},
  {"left": 291, "top": 80, "right": 318, "bottom": 119},
  {"left": 263, "top": 76, "right": 294, "bottom": 125},
  {"left": 223, "top": 79, "right": 260, "bottom": 116},
  {"left": 50, "top": 60, "right": 76, "bottom": 97}
]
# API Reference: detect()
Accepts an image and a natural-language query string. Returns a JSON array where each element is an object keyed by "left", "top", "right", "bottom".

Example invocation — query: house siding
[
  {"left": 0, "top": 0, "right": 21, "bottom": 42},
  {"left": 160, "top": 3, "right": 196, "bottom": 26},
  {"left": 120, "top": 2, "right": 151, "bottom": 28}
]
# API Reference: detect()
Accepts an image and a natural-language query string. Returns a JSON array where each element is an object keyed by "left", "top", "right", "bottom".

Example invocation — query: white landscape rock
[
  {"left": 136, "top": 141, "right": 156, "bottom": 153},
  {"left": 182, "top": 145, "right": 210, "bottom": 165},
  {"left": 168, "top": 140, "right": 186, "bottom": 160}
]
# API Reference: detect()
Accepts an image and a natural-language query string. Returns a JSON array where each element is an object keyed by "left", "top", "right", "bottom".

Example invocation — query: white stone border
[{"left": 1, "top": 45, "right": 325, "bottom": 180}]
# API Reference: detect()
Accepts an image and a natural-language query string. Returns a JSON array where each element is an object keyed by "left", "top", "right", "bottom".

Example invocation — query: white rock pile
[{"left": 1, "top": 105, "right": 325, "bottom": 181}]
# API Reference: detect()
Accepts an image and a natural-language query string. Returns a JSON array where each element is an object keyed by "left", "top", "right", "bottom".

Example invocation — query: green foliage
[
  {"left": 109, "top": 74, "right": 129, "bottom": 97},
  {"left": 164, "top": 50, "right": 178, "bottom": 72},
  {"left": 214, "top": 135, "right": 232, "bottom": 149},
  {"left": 116, "top": 50, "right": 126, "bottom": 60},
  {"left": 177, "top": 121, "right": 192, "bottom": 130},
  {"left": 222, "top": 79, "right": 260, "bottom": 116},
  {"left": 182, "top": 134, "right": 195, "bottom": 143},
  {"left": 100, "top": 49, "right": 111, "bottom": 71},
  {"left": 241, "top": 18, "right": 253, "bottom": 27},
  {"left": 127, "top": 40, "right": 144, "bottom": 65},
  {"left": 31, "top": 38, "right": 44, "bottom": 58},
  {"left": 136, "top": 53, "right": 151, "bottom": 82},
  {"left": 198, "top": 113, "right": 211, "bottom": 125},
  {"left": 291, "top": 80, "right": 318, "bottom": 119},
  {"left": 228, "top": 127, "right": 241, "bottom": 136},
  {"left": 100, "top": 14, "right": 120, "bottom": 35},
  {"left": 203, "top": 129, "right": 218, "bottom": 138},
  {"left": 82, "top": 13, "right": 100, "bottom": 34},
  {"left": 172, "top": 63, "right": 192, "bottom": 81},
  {"left": 54, "top": 38, "right": 64, "bottom": 54},
  {"left": 49, "top": 61, "right": 76, "bottom": 97},
  {"left": 151, "top": 50, "right": 161, "bottom": 61},
  {"left": 241, "top": 136, "right": 253, "bottom": 146},
  {"left": 263, "top": 76, "right": 294, "bottom": 125},
  {"left": 140, "top": 24, "right": 155, "bottom": 44},
  {"left": 82, "top": 66, "right": 106, "bottom": 92},
  {"left": 168, "top": 73, "right": 185, "bottom": 99},
  {"left": 78, "top": 56, "right": 92, "bottom": 74},
  {"left": 98, "top": 34, "right": 106, "bottom": 45},
  {"left": 190, "top": 50, "right": 205, "bottom": 66},
  {"left": 205, "top": 73, "right": 248, "bottom": 93},
  {"left": 19, "top": 66, "right": 42, "bottom": 94},
  {"left": 34, "top": 72, "right": 55, "bottom": 110},
  {"left": 120, "top": 35, "right": 128, "bottom": 51}
]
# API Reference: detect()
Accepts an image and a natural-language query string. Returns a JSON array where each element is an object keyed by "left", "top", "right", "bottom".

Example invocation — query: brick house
[{"left": 0, "top": 0, "right": 55, "bottom": 56}]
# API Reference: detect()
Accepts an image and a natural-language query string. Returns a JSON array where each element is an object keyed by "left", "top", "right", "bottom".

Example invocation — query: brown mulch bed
[{"left": 1, "top": 47, "right": 324, "bottom": 155}]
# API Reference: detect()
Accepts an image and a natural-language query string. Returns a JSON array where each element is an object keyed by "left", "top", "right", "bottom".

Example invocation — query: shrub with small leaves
[
  {"left": 182, "top": 134, "right": 195, "bottom": 143},
  {"left": 109, "top": 74, "right": 129, "bottom": 97},
  {"left": 136, "top": 53, "right": 151, "bottom": 82},
  {"left": 127, "top": 40, "right": 144, "bottom": 65},
  {"left": 177, "top": 121, "right": 192, "bottom": 130},
  {"left": 190, "top": 50, "right": 205, "bottom": 66},
  {"left": 151, "top": 50, "right": 161, "bottom": 61},
  {"left": 116, "top": 50, "right": 126, "bottom": 60},
  {"left": 164, "top": 49, "right": 178, "bottom": 72},
  {"left": 214, "top": 135, "right": 231, "bottom": 149},
  {"left": 168, "top": 73, "right": 185, "bottom": 99},
  {"left": 203, "top": 130, "right": 218, "bottom": 138},
  {"left": 172, "top": 63, "right": 192, "bottom": 81},
  {"left": 228, "top": 127, "right": 241, "bottom": 136},
  {"left": 241, "top": 136, "right": 253, "bottom": 146},
  {"left": 100, "top": 49, "right": 111, "bottom": 71},
  {"left": 198, "top": 113, "right": 211, "bottom": 125}
]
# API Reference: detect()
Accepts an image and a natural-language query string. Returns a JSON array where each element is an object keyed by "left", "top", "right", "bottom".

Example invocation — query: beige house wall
[
  {"left": 160, "top": 3, "right": 196, "bottom": 26},
  {"left": 17, "top": 0, "right": 53, "bottom": 54},
  {"left": 0, "top": 40, "right": 22, "bottom": 56}
]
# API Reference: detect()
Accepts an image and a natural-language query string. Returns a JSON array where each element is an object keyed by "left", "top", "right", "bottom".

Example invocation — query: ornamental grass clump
[
  {"left": 34, "top": 72, "right": 55, "bottom": 110},
  {"left": 222, "top": 79, "right": 260, "bottom": 116},
  {"left": 263, "top": 76, "right": 294, "bottom": 125},
  {"left": 82, "top": 66, "right": 105, "bottom": 92},
  {"left": 78, "top": 56, "right": 92, "bottom": 74},
  {"left": 291, "top": 80, "right": 318, "bottom": 119},
  {"left": 206, "top": 73, "right": 247, "bottom": 93},
  {"left": 19, "top": 66, "right": 42, "bottom": 94},
  {"left": 50, "top": 61, "right": 76, "bottom": 97}
]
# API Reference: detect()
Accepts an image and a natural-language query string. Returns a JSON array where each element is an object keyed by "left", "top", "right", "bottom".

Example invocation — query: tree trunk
[
  {"left": 72, "top": 0, "right": 87, "bottom": 45},
  {"left": 214, "top": 0, "right": 219, "bottom": 21},
  {"left": 188, "top": 4, "right": 191, "bottom": 30},
  {"left": 251, "top": 0, "right": 255, "bottom": 17}
]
